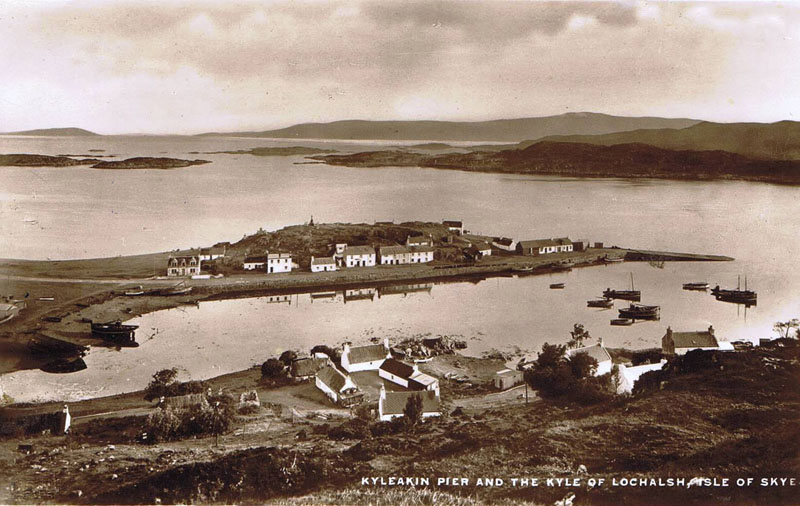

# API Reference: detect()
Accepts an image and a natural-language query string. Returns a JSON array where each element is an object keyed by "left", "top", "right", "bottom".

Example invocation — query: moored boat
[
  {"left": 159, "top": 284, "right": 193, "bottom": 296},
  {"left": 610, "top": 318, "right": 634, "bottom": 326},
  {"left": 91, "top": 320, "right": 138, "bottom": 343},
  {"left": 603, "top": 272, "right": 641, "bottom": 301},
  {"left": 587, "top": 297, "right": 614, "bottom": 308},
  {"left": 683, "top": 282, "right": 709, "bottom": 291},
  {"left": 549, "top": 283, "right": 565, "bottom": 289},
  {"left": 123, "top": 285, "right": 145, "bottom": 296},
  {"left": 618, "top": 303, "right": 660, "bottom": 321},
  {"left": 711, "top": 276, "right": 757, "bottom": 305}
]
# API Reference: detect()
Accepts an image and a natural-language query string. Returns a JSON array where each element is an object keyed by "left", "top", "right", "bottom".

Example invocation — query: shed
[{"left": 494, "top": 369, "right": 524, "bottom": 390}]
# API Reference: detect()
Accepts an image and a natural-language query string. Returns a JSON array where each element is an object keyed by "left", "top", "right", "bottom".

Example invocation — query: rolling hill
[
  {"left": 3, "top": 127, "right": 100, "bottom": 136},
  {"left": 198, "top": 113, "right": 700, "bottom": 142},
  {"left": 535, "top": 120, "right": 800, "bottom": 160}
]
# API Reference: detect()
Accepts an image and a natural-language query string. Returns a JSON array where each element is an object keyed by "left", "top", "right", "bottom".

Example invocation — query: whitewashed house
[
  {"left": 474, "top": 242, "right": 492, "bottom": 257},
  {"left": 266, "top": 252, "right": 292, "bottom": 273},
  {"left": 343, "top": 245, "right": 376, "bottom": 268},
  {"left": 315, "top": 365, "right": 361, "bottom": 406},
  {"left": 378, "top": 386, "right": 441, "bottom": 422},
  {"left": 494, "top": 369, "right": 524, "bottom": 390},
  {"left": 292, "top": 356, "right": 333, "bottom": 380},
  {"left": 492, "top": 237, "right": 517, "bottom": 252},
  {"left": 379, "top": 358, "right": 440, "bottom": 395},
  {"left": 443, "top": 220, "right": 463, "bottom": 235},
  {"left": 198, "top": 245, "right": 226, "bottom": 261},
  {"left": 243, "top": 256, "right": 267, "bottom": 270},
  {"left": 379, "top": 245, "right": 434, "bottom": 265},
  {"left": 616, "top": 360, "right": 667, "bottom": 394},
  {"left": 167, "top": 256, "right": 202, "bottom": 277},
  {"left": 565, "top": 341, "right": 613, "bottom": 376},
  {"left": 311, "top": 256, "right": 337, "bottom": 273},
  {"left": 406, "top": 235, "right": 433, "bottom": 247},
  {"left": 341, "top": 339, "right": 391, "bottom": 372},
  {"left": 517, "top": 238, "right": 573, "bottom": 256},
  {"left": 662, "top": 326, "right": 734, "bottom": 355}
]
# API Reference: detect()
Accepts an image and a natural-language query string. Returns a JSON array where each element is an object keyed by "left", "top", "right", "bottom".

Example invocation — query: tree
[
  {"left": 144, "top": 367, "right": 179, "bottom": 402},
  {"left": 261, "top": 358, "right": 285, "bottom": 378},
  {"left": 535, "top": 342, "right": 567, "bottom": 370},
  {"left": 773, "top": 319, "right": 800, "bottom": 339},
  {"left": 567, "top": 323, "right": 591, "bottom": 349},
  {"left": 568, "top": 351, "right": 598, "bottom": 380},
  {"left": 403, "top": 394, "right": 423, "bottom": 427},
  {"left": 279, "top": 350, "right": 298, "bottom": 367}
]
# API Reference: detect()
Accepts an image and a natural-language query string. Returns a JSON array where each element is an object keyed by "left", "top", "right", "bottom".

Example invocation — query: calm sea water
[{"left": 1, "top": 136, "right": 798, "bottom": 402}]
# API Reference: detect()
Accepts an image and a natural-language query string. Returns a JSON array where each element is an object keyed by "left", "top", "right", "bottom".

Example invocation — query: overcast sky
[{"left": 1, "top": 0, "right": 798, "bottom": 134}]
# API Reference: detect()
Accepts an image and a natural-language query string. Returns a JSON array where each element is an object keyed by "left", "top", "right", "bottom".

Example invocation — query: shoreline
[{"left": 0, "top": 247, "right": 732, "bottom": 377}]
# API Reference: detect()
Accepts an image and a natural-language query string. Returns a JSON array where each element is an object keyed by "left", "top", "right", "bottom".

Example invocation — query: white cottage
[
  {"left": 341, "top": 339, "right": 391, "bottom": 372},
  {"left": 315, "top": 366, "right": 361, "bottom": 406},
  {"left": 565, "top": 342, "right": 613, "bottom": 376},
  {"left": 517, "top": 238, "right": 573, "bottom": 256},
  {"left": 616, "top": 360, "right": 667, "bottom": 394},
  {"left": 311, "top": 256, "right": 337, "bottom": 272},
  {"left": 379, "top": 245, "right": 434, "bottom": 265},
  {"left": 378, "top": 386, "right": 441, "bottom": 422},
  {"left": 379, "top": 358, "right": 440, "bottom": 394},
  {"left": 343, "top": 246, "right": 376, "bottom": 268},
  {"left": 243, "top": 256, "right": 268, "bottom": 270}
]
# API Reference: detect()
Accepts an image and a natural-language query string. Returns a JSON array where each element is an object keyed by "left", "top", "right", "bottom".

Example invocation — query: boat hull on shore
[{"left": 618, "top": 303, "right": 660, "bottom": 321}]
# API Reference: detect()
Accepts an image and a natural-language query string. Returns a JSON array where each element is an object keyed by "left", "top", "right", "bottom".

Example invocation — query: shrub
[{"left": 261, "top": 358, "right": 285, "bottom": 378}]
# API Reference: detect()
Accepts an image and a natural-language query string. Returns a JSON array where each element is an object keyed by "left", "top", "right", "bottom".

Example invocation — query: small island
[
  {"left": 200, "top": 146, "right": 336, "bottom": 157},
  {"left": 0, "top": 154, "right": 100, "bottom": 167},
  {"left": 90, "top": 157, "right": 211, "bottom": 170}
]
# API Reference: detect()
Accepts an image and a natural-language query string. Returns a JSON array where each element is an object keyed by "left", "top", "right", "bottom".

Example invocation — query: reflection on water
[{"left": 1, "top": 261, "right": 793, "bottom": 403}]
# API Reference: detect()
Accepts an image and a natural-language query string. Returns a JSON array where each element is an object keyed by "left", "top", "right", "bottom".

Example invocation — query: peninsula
[{"left": 0, "top": 154, "right": 211, "bottom": 170}]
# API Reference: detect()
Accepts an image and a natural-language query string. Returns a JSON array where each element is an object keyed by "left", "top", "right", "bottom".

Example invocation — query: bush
[
  {"left": 143, "top": 394, "right": 236, "bottom": 444},
  {"left": 143, "top": 368, "right": 207, "bottom": 402},
  {"left": 525, "top": 341, "right": 612, "bottom": 405},
  {"left": 261, "top": 358, "right": 285, "bottom": 378}
]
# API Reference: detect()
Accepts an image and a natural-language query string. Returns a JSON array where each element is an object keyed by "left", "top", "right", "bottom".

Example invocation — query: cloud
[{"left": 0, "top": 1, "right": 799, "bottom": 133}]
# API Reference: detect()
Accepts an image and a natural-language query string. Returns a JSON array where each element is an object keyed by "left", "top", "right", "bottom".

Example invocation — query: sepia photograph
[{"left": 0, "top": 1, "right": 798, "bottom": 504}]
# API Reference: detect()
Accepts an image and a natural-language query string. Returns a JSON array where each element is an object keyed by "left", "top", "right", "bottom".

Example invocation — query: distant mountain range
[
  {"left": 535, "top": 121, "right": 800, "bottom": 161},
  {"left": 197, "top": 113, "right": 701, "bottom": 142},
  {"left": 3, "top": 127, "right": 99, "bottom": 137}
]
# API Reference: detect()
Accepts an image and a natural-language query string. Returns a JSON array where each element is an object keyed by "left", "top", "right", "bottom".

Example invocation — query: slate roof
[
  {"left": 244, "top": 256, "right": 268, "bottom": 263},
  {"left": 672, "top": 331, "right": 719, "bottom": 348},
  {"left": 347, "top": 343, "right": 388, "bottom": 364},
  {"left": 267, "top": 252, "right": 292, "bottom": 260},
  {"left": 380, "top": 245, "right": 410, "bottom": 256},
  {"left": 443, "top": 220, "right": 463, "bottom": 227},
  {"left": 316, "top": 366, "right": 348, "bottom": 392},
  {"left": 496, "top": 368, "right": 523, "bottom": 378},
  {"left": 566, "top": 343, "right": 612, "bottom": 364},
  {"left": 411, "top": 245, "right": 435, "bottom": 253},
  {"left": 311, "top": 256, "right": 336, "bottom": 265},
  {"left": 381, "top": 390, "right": 440, "bottom": 416},
  {"left": 344, "top": 245, "right": 375, "bottom": 257},
  {"left": 380, "top": 358, "right": 415, "bottom": 378},
  {"left": 519, "top": 238, "right": 573, "bottom": 249},
  {"left": 409, "top": 371, "right": 439, "bottom": 389}
]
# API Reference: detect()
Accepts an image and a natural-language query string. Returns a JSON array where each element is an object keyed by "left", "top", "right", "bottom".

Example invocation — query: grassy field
[{"left": 2, "top": 342, "right": 797, "bottom": 505}]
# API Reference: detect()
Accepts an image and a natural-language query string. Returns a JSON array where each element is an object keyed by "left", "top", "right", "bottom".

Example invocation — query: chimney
[
  {"left": 383, "top": 337, "right": 390, "bottom": 351},
  {"left": 708, "top": 325, "right": 714, "bottom": 336},
  {"left": 379, "top": 384, "right": 386, "bottom": 400},
  {"left": 666, "top": 326, "right": 673, "bottom": 339},
  {"left": 598, "top": 337, "right": 604, "bottom": 347}
]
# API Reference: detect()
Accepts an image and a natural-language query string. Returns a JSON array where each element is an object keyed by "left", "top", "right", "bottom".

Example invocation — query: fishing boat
[
  {"left": 90, "top": 320, "right": 139, "bottom": 343},
  {"left": 549, "top": 283, "right": 565, "bottom": 289},
  {"left": 514, "top": 266, "right": 535, "bottom": 273},
  {"left": 587, "top": 297, "right": 614, "bottom": 308},
  {"left": 682, "top": 282, "right": 709, "bottom": 291},
  {"left": 618, "top": 303, "right": 660, "bottom": 321},
  {"left": 711, "top": 276, "right": 757, "bottom": 305},
  {"left": 610, "top": 318, "right": 634, "bottom": 326},
  {"left": 603, "top": 272, "right": 641, "bottom": 302},
  {"left": 159, "top": 283, "right": 193, "bottom": 296},
  {"left": 123, "top": 285, "right": 145, "bottom": 296},
  {"left": 603, "top": 256, "right": 625, "bottom": 263},
  {"left": 38, "top": 297, "right": 55, "bottom": 301}
]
